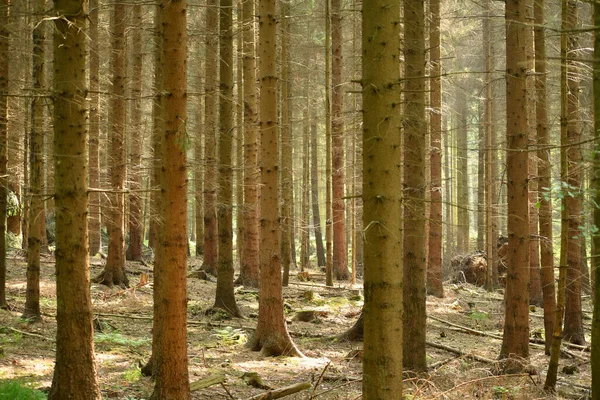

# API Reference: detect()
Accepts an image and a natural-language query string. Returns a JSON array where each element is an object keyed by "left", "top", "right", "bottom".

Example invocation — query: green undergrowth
[
  {"left": 95, "top": 332, "right": 151, "bottom": 349},
  {"left": 0, "top": 380, "right": 46, "bottom": 400}
]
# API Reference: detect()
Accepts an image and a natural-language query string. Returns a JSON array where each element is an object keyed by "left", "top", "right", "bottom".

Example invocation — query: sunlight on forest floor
[{"left": 0, "top": 251, "right": 592, "bottom": 399}]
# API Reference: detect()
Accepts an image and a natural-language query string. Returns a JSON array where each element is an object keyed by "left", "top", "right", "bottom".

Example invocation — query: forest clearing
[{"left": 0, "top": 253, "right": 593, "bottom": 399}]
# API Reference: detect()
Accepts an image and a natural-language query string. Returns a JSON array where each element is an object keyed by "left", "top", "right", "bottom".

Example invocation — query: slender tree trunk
[
  {"left": 48, "top": 1, "right": 100, "bottom": 396},
  {"left": 331, "top": 0, "right": 347, "bottom": 281},
  {"left": 456, "top": 100, "right": 469, "bottom": 254},
  {"left": 0, "top": 0, "right": 8, "bottom": 310},
  {"left": 250, "top": 0, "right": 302, "bottom": 357},
  {"left": 324, "top": 0, "right": 333, "bottom": 287},
  {"left": 362, "top": 0, "right": 403, "bottom": 396},
  {"left": 592, "top": 0, "right": 600, "bottom": 391},
  {"left": 238, "top": 0, "right": 260, "bottom": 287},
  {"left": 534, "top": 0, "right": 555, "bottom": 354},
  {"left": 235, "top": 4, "right": 244, "bottom": 270},
  {"left": 500, "top": 0, "right": 531, "bottom": 371},
  {"left": 214, "top": 0, "right": 242, "bottom": 317},
  {"left": 23, "top": 0, "right": 46, "bottom": 321},
  {"left": 88, "top": 0, "right": 101, "bottom": 256},
  {"left": 477, "top": 110, "right": 485, "bottom": 251},
  {"left": 126, "top": 3, "right": 143, "bottom": 262},
  {"left": 195, "top": 104, "right": 204, "bottom": 256},
  {"left": 300, "top": 109, "right": 310, "bottom": 272},
  {"left": 150, "top": 1, "right": 191, "bottom": 397},
  {"left": 202, "top": 0, "right": 219, "bottom": 276},
  {"left": 403, "top": 0, "right": 427, "bottom": 372},
  {"left": 311, "top": 119, "right": 326, "bottom": 268},
  {"left": 99, "top": 0, "right": 128, "bottom": 287}
]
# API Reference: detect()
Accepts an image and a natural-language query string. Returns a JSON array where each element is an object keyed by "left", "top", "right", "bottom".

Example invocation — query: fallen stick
[
  {"left": 190, "top": 374, "right": 226, "bottom": 391},
  {"left": 426, "top": 340, "right": 496, "bottom": 364},
  {"left": 244, "top": 381, "right": 312, "bottom": 400}
]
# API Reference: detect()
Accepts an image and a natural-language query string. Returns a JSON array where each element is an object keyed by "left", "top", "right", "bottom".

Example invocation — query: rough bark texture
[
  {"left": 202, "top": 0, "right": 219, "bottom": 276},
  {"left": 427, "top": 0, "right": 443, "bottom": 298},
  {"left": 592, "top": 0, "right": 600, "bottom": 393},
  {"left": 0, "top": 0, "right": 8, "bottom": 309},
  {"left": 534, "top": 0, "right": 555, "bottom": 354},
  {"left": 100, "top": 0, "right": 129, "bottom": 287},
  {"left": 403, "top": 0, "right": 427, "bottom": 372},
  {"left": 88, "top": 0, "right": 101, "bottom": 255},
  {"left": 214, "top": 0, "right": 241, "bottom": 317},
  {"left": 500, "top": 0, "right": 531, "bottom": 370},
  {"left": 324, "top": 0, "right": 333, "bottom": 287},
  {"left": 48, "top": 1, "right": 101, "bottom": 397},
  {"left": 23, "top": 0, "right": 46, "bottom": 321},
  {"left": 250, "top": 0, "right": 302, "bottom": 357},
  {"left": 331, "top": 0, "right": 347, "bottom": 281},
  {"left": 150, "top": 1, "right": 191, "bottom": 398},
  {"left": 362, "top": 1, "right": 403, "bottom": 397},
  {"left": 238, "top": 0, "right": 260, "bottom": 287},
  {"left": 310, "top": 119, "right": 326, "bottom": 267},
  {"left": 562, "top": 0, "right": 585, "bottom": 346},
  {"left": 126, "top": 3, "right": 143, "bottom": 262}
]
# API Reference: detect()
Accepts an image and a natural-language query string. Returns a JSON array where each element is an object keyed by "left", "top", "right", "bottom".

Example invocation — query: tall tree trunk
[
  {"left": 300, "top": 108, "right": 310, "bottom": 272},
  {"left": 592, "top": 0, "right": 600, "bottom": 392},
  {"left": 194, "top": 104, "right": 204, "bottom": 256},
  {"left": 48, "top": 1, "right": 100, "bottom": 396},
  {"left": 456, "top": 99, "right": 469, "bottom": 254},
  {"left": 362, "top": 0, "right": 403, "bottom": 396},
  {"left": 23, "top": 0, "right": 46, "bottom": 321},
  {"left": 151, "top": 1, "right": 191, "bottom": 398},
  {"left": 251, "top": 0, "right": 302, "bottom": 356},
  {"left": 238, "top": 0, "right": 260, "bottom": 287},
  {"left": 214, "top": 0, "right": 241, "bottom": 317},
  {"left": 331, "top": 0, "right": 347, "bottom": 281},
  {"left": 99, "top": 0, "right": 128, "bottom": 287},
  {"left": 534, "top": 0, "right": 555, "bottom": 354},
  {"left": 500, "top": 0, "right": 531, "bottom": 371},
  {"left": 562, "top": 0, "right": 585, "bottom": 345},
  {"left": 403, "top": 0, "right": 427, "bottom": 372},
  {"left": 477, "top": 109, "right": 485, "bottom": 251},
  {"left": 0, "top": 0, "right": 8, "bottom": 309},
  {"left": 202, "top": 0, "right": 219, "bottom": 276},
  {"left": 311, "top": 119, "right": 326, "bottom": 267},
  {"left": 281, "top": 0, "right": 293, "bottom": 286},
  {"left": 235, "top": 3, "right": 244, "bottom": 271},
  {"left": 88, "top": 0, "right": 101, "bottom": 256},
  {"left": 427, "top": 0, "right": 443, "bottom": 298},
  {"left": 324, "top": 0, "right": 333, "bottom": 287},
  {"left": 126, "top": 3, "right": 143, "bottom": 262}
]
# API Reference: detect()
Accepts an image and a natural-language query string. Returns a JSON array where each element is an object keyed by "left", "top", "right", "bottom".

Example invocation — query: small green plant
[
  {"left": 211, "top": 326, "right": 247, "bottom": 346},
  {"left": 0, "top": 380, "right": 46, "bottom": 400},
  {"left": 0, "top": 328, "right": 22, "bottom": 345},
  {"left": 123, "top": 365, "right": 142, "bottom": 383},
  {"left": 95, "top": 333, "right": 151, "bottom": 348},
  {"left": 493, "top": 385, "right": 510, "bottom": 399}
]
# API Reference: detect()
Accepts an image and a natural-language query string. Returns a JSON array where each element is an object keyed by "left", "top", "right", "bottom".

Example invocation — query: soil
[{"left": 0, "top": 251, "right": 593, "bottom": 399}]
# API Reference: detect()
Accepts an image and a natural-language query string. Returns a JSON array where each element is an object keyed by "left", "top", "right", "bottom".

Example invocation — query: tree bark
[
  {"left": 592, "top": 0, "right": 600, "bottom": 393},
  {"left": 310, "top": 119, "right": 326, "bottom": 268},
  {"left": 0, "top": 0, "right": 8, "bottom": 310},
  {"left": 362, "top": 0, "right": 403, "bottom": 397},
  {"left": 48, "top": 1, "right": 100, "bottom": 397}
]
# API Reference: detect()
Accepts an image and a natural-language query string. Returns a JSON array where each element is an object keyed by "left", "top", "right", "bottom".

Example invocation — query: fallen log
[
  {"left": 190, "top": 374, "right": 227, "bottom": 391},
  {"left": 244, "top": 381, "right": 312, "bottom": 400}
]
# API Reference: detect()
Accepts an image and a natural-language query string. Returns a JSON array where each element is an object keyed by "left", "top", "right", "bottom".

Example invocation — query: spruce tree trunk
[
  {"left": 23, "top": 0, "right": 46, "bottom": 321},
  {"left": 250, "top": 0, "right": 302, "bottom": 357},
  {"left": 48, "top": 1, "right": 100, "bottom": 397},
  {"left": 534, "top": 0, "right": 555, "bottom": 354},
  {"left": 456, "top": 101, "right": 469, "bottom": 253},
  {"left": 126, "top": 3, "right": 143, "bottom": 262},
  {"left": 593, "top": 1, "right": 600, "bottom": 390},
  {"left": 362, "top": 0, "right": 403, "bottom": 396},
  {"left": 0, "top": 0, "right": 8, "bottom": 310},
  {"left": 151, "top": 1, "right": 191, "bottom": 397},
  {"left": 500, "top": 0, "right": 531, "bottom": 371},
  {"left": 311, "top": 119, "right": 326, "bottom": 267}
]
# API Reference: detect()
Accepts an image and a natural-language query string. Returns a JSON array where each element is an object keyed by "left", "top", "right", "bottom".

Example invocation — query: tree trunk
[
  {"left": 311, "top": 119, "right": 326, "bottom": 267},
  {"left": 324, "top": 0, "right": 333, "bottom": 287},
  {"left": 150, "top": 1, "right": 191, "bottom": 398},
  {"left": 126, "top": 3, "right": 143, "bottom": 262},
  {"left": 23, "top": 0, "right": 46, "bottom": 321},
  {"left": 534, "top": 0, "right": 555, "bottom": 355},
  {"left": 500, "top": 0, "right": 531, "bottom": 371},
  {"left": 300, "top": 108, "right": 310, "bottom": 273},
  {"left": 250, "top": 0, "right": 302, "bottom": 357},
  {"left": 202, "top": 0, "right": 219, "bottom": 276},
  {"left": 48, "top": 1, "right": 100, "bottom": 396},
  {"left": 403, "top": 0, "right": 427, "bottom": 373},
  {"left": 98, "top": 0, "right": 128, "bottom": 287},
  {"left": 456, "top": 100, "right": 469, "bottom": 254},
  {"left": 88, "top": 0, "right": 101, "bottom": 256},
  {"left": 427, "top": 0, "right": 443, "bottom": 298},
  {"left": 238, "top": 0, "right": 260, "bottom": 287},
  {"left": 477, "top": 110, "right": 485, "bottom": 251},
  {"left": 0, "top": 0, "right": 8, "bottom": 309},
  {"left": 235, "top": 6, "right": 244, "bottom": 271},
  {"left": 214, "top": 0, "right": 241, "bottom": 317},
  {"left": 592, "top": 0, "right": 600, "bottom": 383},
  {"left": 331, "top": 0, "right": 348, "bottom": 281},
  {"left": 362, "top": 0, "right": 403, "bottom": 396}
]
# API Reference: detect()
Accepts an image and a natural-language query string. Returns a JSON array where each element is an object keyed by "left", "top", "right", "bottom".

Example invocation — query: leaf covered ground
[{"left": 0, "top": 252, "right": 593, "bottom": 399}]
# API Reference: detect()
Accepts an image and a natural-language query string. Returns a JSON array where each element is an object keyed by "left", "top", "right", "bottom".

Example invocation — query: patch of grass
[
  {"left": 123, "top": 365, "right": 142, "bottom": 383},
  {"left": 211, "top": 326, "right": 247, "bottom": 346},
  {"left": 95, "top": 333, "right": 151, "bottom": 349},
  {"left": 0, "top": 328, "right": 22, "bottom": 345},
  {"left": 0, "top": 380, "right": 46, "bottom": 400}
]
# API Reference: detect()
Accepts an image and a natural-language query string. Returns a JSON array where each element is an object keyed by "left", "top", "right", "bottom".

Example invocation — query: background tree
[
  {"left": 362, "top": 0, "right": 403, "bottom": 396},
  {"left": 150, "top": 0, "right": 191, "bottom": 397},
  {"left": 0, "top": 0, "right": 8, "bottom": 310},
  {"left": 48, "top": 0, "right": 100, "bottom": 397},
  {"left": 250, "top": 0, "right": 302, "bottom": 357},
  {"left": 592, "top": 0, "right": 600, "bottom": 388},
  {"left": 500, "top": 0, "right": 531, "bottom": 371}
]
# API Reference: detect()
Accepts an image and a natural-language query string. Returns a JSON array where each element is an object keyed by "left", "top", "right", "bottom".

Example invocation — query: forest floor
[{"left": 0, "top": 251, "right": 593, "bottom": 399}]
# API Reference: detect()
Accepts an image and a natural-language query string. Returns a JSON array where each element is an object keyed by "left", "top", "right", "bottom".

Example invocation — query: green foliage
[
  {"left": 0, "top": 380, "right": 46, "bottom": 400},
  {"left": 211, "top": 326, "right": 247, "bottom": 346},
  {"left": 95, "top": 333, "right": 150, "bottom": 349},
  {"left": 122, "top": 365, "right": 142, "bottom": 383},
  {"left": 0, "top": 328, "right": 22, "bottom": 345},
  {"left": 6, "top": 191, "right": 19, "bottom": 217},
  {"left": 493, "top": 385, "right": 510, "bottom": 399}
]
